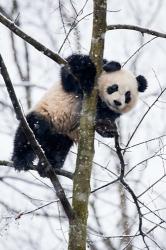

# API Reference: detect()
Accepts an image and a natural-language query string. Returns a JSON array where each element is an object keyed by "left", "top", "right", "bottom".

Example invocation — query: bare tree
[{"left": 0, "top": 0, "right": 166, "bottom": 249}]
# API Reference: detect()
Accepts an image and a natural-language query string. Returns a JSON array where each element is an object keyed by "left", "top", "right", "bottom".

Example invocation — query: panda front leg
[
  {"left": 61, "top": 54, "right": 96, "bottom": 95},
  {"left": 95, "top": 97, "right": 120, "bottom": 138},
  {"left": 95, "top": 119, "right": 118, "bottom": 138}
]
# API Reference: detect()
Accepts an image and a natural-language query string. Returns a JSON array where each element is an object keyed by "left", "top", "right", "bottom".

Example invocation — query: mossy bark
[{"left": 68, "top": 1, "right": 107, "bottom": 249}]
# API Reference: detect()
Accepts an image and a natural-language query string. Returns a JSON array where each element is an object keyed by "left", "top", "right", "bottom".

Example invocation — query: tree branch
[
  {"left": 114, "top": 126, "right": 149, "bottom": 249},
  {"left": 107, "top": 24, "right": 166, "bottom": 39},
  {"left": 0, "top": 54, "right": 74, "bottom": 220},
  {"left": 0, "top": 160, "right": 73, "bottom": 179},
  {"left": 0, "top": 13, "right": 66, "bottom": 65}
]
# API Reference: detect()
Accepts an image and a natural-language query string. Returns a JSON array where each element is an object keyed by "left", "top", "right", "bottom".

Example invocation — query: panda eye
[
  {"left": 125, "top": 91, "right": 131, "bottom": 104},
  {"left": 107, "top": 84, "right": 118, "bottom": 94}
]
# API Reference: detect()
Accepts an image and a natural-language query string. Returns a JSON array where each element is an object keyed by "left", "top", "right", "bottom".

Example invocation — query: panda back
[{"left": 34, "top": 84, "right": 82, "bottom": 140}]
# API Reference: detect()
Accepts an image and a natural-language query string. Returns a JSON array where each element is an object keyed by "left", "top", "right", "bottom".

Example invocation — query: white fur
[
  {"left": 34, "top": 84, "right": 81, "bottom": 141},
  {"left": 98, "top": 69, "right": 138, "bottom": 113}
]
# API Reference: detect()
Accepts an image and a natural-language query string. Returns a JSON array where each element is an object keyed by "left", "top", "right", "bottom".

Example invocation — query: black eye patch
[
  {"left": 125, "top": 91, "right": 131, "bottom": 104},
  {"left": 107, "top": 84, "right": 118, "bottom": 94}
]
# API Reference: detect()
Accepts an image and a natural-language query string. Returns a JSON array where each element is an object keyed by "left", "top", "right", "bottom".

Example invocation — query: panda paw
[
  {"left": 62, "top": 54, "right": 96, "bottom": 95},
  {"left": 66, "top": 54, "right": 96, "bottom": 75},
  {"left": 12, "top": 156, "right": 32, "bottom": 171},
  {"left": 96, "top": 119, "right": 117, "bottom": 138}
]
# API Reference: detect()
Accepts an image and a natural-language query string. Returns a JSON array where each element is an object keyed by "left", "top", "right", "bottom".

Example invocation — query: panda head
[{"left": 98, "top": 61, "right": 148, "bottom": 114}]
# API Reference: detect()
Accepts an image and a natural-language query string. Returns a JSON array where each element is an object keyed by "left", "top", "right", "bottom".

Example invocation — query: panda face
[{"left": 98, "top": 69, "right": 139, "bottom": 113}]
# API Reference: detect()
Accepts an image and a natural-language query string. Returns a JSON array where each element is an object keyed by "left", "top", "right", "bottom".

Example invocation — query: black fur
[
  {"left": 96, "top": 98, "right": 120, "bottom": 122},
  {"left": 136, "top": 75, "right": 148, "bottom": 92},
  {"left": 125, "top": 91, "right": 131, "bottom": 104},
  {"left": 103, "top": 59, "right": 108, "bottom": 65},
  {"left": 60, "top": 66, "right": 82, "bottom": 95},
  {"left": 12, "top": 54, "right": 148, "bottom": 176},
  {"left": 61, "top": 54, "right": 96, "bottom": 95},
  {"left": 95, "top": 97, "right": 120, "bottom": 137},
  {"left": 103, "top": 61, "right": 121, "bottom": 72},
  {"left": 12, "top": 112, "right": 73, "bottom": 175}
]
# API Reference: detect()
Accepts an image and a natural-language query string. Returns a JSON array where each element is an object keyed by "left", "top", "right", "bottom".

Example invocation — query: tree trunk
[{"left": 68, "top": 1, "right": 107, "bottom": 249}]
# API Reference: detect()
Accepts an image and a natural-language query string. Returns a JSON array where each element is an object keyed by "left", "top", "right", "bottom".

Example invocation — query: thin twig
[
  {"left": 15, "top": 200, "right": 59, "bottom": 220},
  {"left": 91, "top": 177, "right": 119, "bottom": 193},
  {"left": 122, "top": 134, "right": 166, "bottom": 151},
  {"left": 137, "top": 173, "right": 166, "bottom": 198},
  {"left": 114, "top": 125, "right": 149, "bottom": 249},
  {"left": 122, "top": 37, "right": 157, "bottom": 67},
  {"left": 107, "top": 24, "right": 166, "bottom": 39},
  {"left": 124, "top": 88, "right": 166, "bottom": 150},
  {"left": 0, "top": 200, "right": 58, "bottom": 219}
]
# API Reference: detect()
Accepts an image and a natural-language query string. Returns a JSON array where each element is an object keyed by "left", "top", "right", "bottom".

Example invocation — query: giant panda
[{"left": 12, "top": 54, "right": 148, "bottom": 176}]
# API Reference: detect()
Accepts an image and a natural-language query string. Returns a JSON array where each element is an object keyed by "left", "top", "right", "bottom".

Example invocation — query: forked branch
[{"left": 114, "top": 126, "right": 150, "bottom": 249}]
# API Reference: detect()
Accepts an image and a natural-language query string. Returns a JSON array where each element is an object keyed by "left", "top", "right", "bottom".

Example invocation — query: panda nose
[{"left": 114, "top": 100, "right": 122, "bottom": 106}]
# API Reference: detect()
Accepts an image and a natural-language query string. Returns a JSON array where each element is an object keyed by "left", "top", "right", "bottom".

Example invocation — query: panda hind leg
[
  {"left": 12, "top": 111, "right": 73, "bottom": 176},
  {"left": 37, "top": 133, "right": 73, "bottom": 177},
  {"left": 12, "top": 111, "right": 52, "bottom": 172},
  {"left": 12, "top": 117, "right": 36, "bottom": 171}
]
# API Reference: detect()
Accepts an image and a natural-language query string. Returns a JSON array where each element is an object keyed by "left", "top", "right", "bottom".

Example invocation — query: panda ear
[
  {"left": 103, "top": 61, "right": 121, "bottom": 72},
  {"left": 136, "top": 75, "right": 148, "bottom": 92}
]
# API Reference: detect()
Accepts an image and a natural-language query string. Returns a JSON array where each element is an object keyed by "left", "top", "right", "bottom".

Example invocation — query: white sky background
[{"left": 0, "top": 0, "right": 166, "bottom": 249}]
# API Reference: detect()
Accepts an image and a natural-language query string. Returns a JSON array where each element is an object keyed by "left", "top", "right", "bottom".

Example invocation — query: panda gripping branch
[{"left": 12, "top": 54, "right": 148, "bottom": 177}]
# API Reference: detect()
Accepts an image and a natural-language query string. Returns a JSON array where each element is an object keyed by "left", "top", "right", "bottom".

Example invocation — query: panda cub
[{"left": 12, "top": 54, "right": 147, "bottom": 176}]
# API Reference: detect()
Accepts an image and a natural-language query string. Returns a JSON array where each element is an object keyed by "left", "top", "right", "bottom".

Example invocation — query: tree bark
[{"left": 68, "top": 1, "right": 107, "bottom": 249}]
